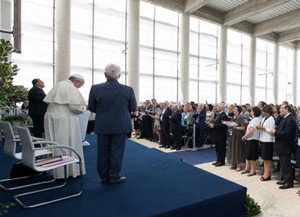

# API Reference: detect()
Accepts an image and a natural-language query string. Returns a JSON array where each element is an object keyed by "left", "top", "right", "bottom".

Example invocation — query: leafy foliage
[
  {"left": 0, "top": 39, "right": 28, "bottom": 112},
  {"left": 245, "top": 194, "right": 261, "bottom": 217},
  {"left": 0, "top": 202, "right": 16, "bottom": 216}
]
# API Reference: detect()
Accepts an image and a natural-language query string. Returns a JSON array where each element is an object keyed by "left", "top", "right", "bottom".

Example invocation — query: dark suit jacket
[
  {"left": 210, "top": 111, "right": 229, "bottom": 143},
  {"left": 161, "top": 107, "right": 172, "bottom": 128},
  {"left": 27, "top": 86, "right": 48, "bottom": 117},
  {"left": 88, "top": 80, "right": 136, "bottom": 134},
  {"left": 170, "top": 110, "right": 182, "bottom": 134},
  {"left": 274, "top": 114, "right": 297, "bottom": 154}
]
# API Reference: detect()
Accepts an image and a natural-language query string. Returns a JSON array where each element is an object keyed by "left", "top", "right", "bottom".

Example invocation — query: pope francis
[{"left": 43, "top": 74, "right": 86, "bottom": 178}]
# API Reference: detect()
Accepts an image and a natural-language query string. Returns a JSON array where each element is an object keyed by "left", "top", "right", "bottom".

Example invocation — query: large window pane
[
  {"left": 189, "top": 17, "right": 218, "bottom": 103},
  {"left": 226, "top": 29, "right": 250, "bottom": 104},
  {"left": 140, "top": 75, "right": 153, "bottom": 102},
  {"left": 154, "top": 77, "right": 177, "bottom": 102},
  {"left": 255, "top": 39, "right": 274, "bottom": 103},
  {"left": 155, "top": 50, "right": 177, "bottom": 77},
  {"left": 13, "top": 0, "right": 53, "bottom": 94},
  {"left": 278, "top": 46, "right": 294, "bottom": 103},
  {"left": 155, "top": 22, "right": 178, "bottom": 51}
]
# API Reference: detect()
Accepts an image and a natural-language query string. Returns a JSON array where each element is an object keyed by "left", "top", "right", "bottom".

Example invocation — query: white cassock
[{"left": 43, "top": 79, "right": 86, "bottom": 178}]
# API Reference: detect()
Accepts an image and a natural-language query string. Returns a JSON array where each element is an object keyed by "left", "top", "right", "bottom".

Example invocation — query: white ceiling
[{"left": 144, "top": 0, "right": 300, "bottom": 45}]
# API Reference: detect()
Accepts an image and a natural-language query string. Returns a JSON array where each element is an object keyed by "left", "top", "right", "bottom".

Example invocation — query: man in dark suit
[
  {"left": 28, "top": 78, "right": 48, "bottom": 137},
  {"left": 88, "top": 64, "right": 136, "bottom": 185},
  {"left": 170, "top": 104, "right": 182, "bottom": 150},
  {"left": 208, "top": 103, "right": 229, "bottom": 166},
  {"left": 159, "top": 101, "right": 172, "bottom": 148},
  {"left": 270, "top": 104, "right": 297, "bottom": 189}
]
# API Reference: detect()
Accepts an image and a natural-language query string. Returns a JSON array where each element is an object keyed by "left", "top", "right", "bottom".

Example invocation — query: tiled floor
[{"left": 131, "top": 137, "right": 300, "bottom": 217}]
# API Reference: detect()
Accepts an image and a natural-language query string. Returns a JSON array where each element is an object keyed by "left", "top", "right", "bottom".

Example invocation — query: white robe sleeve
[{"left": 69, "top": 104, "right": 86, "bottom": 115}]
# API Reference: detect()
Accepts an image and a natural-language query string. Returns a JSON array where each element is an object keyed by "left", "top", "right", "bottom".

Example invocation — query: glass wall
[
  {"left": 12, "top": 0, "right": 54, "bottom": 94},
  {"left": 71, "top": 0, "right": 93, "bottom": 99},
  {"left": 9, "top": 0, "right": 298, "bottom": 106},
  {"left": 140, "top": 2, "right": 179, "bottom": 102},
  {"left": 226, "top": 29, "right": 250, "bottom": 104},
  {"left": 278, "top": 45, "right": 294, "bottom": 104},
  {"left": 189, "top": 18, "right": 218, "bottom": 104},
  {"left": 255, "top": 39, "right": 274, "bottom": 104}
]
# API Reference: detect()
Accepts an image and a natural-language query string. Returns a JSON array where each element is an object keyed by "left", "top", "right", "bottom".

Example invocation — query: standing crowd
[
  {"left": 133, "top": 100, "right": 300, "bottom": 190},
  {"left": 3, "top": 65, "right": 300, "bottom": 191}
]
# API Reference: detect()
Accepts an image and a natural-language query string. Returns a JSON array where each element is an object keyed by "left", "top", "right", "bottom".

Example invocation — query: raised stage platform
[{"left": 0, "top": 135, "right": 246, "bottom": 217}]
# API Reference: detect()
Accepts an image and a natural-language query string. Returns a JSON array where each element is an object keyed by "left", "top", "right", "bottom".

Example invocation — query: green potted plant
[
  {"left": 0, "top": 39, "right": 28, "bottom": 125},
  {"left": 0, "top": 202, "right": 16, "bottom": 216},
  {"left": 245, "top": 194, "right": 261, "bottom": 217}
]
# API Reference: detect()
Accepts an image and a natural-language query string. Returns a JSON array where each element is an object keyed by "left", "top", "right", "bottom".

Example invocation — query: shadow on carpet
[{"left": 169, "top": 147, "right": 216, "bottom": 165}]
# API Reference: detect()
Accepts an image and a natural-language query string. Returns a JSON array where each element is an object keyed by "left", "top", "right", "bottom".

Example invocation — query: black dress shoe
[
  {"left": 159, "top": 145, "right": 166, "bottom": 148},
  {"left": 212, "top": 162, "right": 219, "bottom": 165},
  {"left": 170, "top": 147, "right": 176, "bottom": 150},
  {"left": 276, "top": 180, "right": 285, "bottom": 185},
  {"left": 279, "top": 182, "right": 293, "bottom": 189},
  {"left": 109, "top": 176, "right": 126, "bottom": 185},
  {"left": 215, "top": 163, "right": 225, "bottom": 167},
  {"left": 165, "top": 146, "right": 170, "bottom": 148}
]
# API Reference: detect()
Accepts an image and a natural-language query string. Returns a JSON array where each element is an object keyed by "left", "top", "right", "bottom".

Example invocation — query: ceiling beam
[
  {"left": 192, "top": 6, "right": 223, "bottom": 25},
  {"left": 184, "top": 0, "right": 212, "bottom": 13},
  {"left": 278, "top": 28, "right": 300, "bottom": 43},
  {"left": 230, "top": 21, "right": 253, "bottom": 35},
  {"left": 224, "top": 0, "right": 292, "bottom": 26},
  {"left": 142, "top": 0, "right": 184, "bottom": 12},
  {"left": 254, "top": 8, "right": 300, "bottom": 36}
]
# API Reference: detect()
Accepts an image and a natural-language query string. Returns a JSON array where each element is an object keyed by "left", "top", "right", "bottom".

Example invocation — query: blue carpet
[
  {"left": 169, "top": 147, "right": 216, "bottom": 165},
  {"left": 0, "top": 135, "right": 246, "bottom": 217}
]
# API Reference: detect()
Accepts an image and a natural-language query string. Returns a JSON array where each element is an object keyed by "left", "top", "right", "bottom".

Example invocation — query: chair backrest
[
  {"left": 0, "top": 121, "right": 19, "bottom": 159},
  {"left": 17, "top": 127, "right": 36, "bottom": 170}
]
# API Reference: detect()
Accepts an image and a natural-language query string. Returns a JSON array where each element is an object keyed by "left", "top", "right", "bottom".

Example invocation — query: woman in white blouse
[
  {"left": 257, "top": 105, "right": 275, "bottom": 181},
  {"left": 242, "top": 106, "right": 262, "bottom": 176}
]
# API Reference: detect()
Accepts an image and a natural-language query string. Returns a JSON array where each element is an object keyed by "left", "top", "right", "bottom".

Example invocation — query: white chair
[
  {"left": 14, "top": 126, "right": 83, "bottom": 208},
  {"left": 0, "top": 121, "right": 51, "bottom": 191}
]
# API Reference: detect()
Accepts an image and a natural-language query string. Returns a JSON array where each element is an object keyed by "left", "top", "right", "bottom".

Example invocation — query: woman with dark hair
[
  {"left": 227, "top": 105, "right": 246, "bottom": 171},
  {"left": 257, "top": 104, "right": 275, "bottom": 181},
  {"left": 242, "top": 106, "right": 262, "bottom": 176}
]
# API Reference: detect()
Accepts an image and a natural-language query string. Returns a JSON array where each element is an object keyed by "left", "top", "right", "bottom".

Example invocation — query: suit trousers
[
  {"left": 31, "top": 115, "right": 45, "bottom": 138},
  {"left": 161, "top": 124, "right": 171, "bottom": 147},
  {"left": 215, "top": 139, "right": 226, "bottom": 164},
  {"left": 97, "top": 133, "right": 127, "bottom": 181},
  {"left": 278, "top": 153, "right": 293, "bottom": 185}
]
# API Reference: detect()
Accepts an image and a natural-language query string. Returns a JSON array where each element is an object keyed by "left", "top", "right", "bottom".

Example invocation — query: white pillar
[
  {"left": 218, "top": 26, "right": 227, "bottom": 103},
  {"left": 273, "top": 44, "right": 279, "bottom": 104},
  {"left": 127, "top": 0, "right": 140, "bottom": 103},
  {"left": 249, "top": 36, "right": 256, "bottom": 106},
  {"left": 292, "top": 45, "right": 298, "bottom": 105},
  {"left": 0, "top": 0, "right": 13, "bottom": 41},
  {"left": 55, "top": 0, "right": 71, "bottom": 83},
  {"left": 179, "top": 13, "right": 190, "bottom": 104}
]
